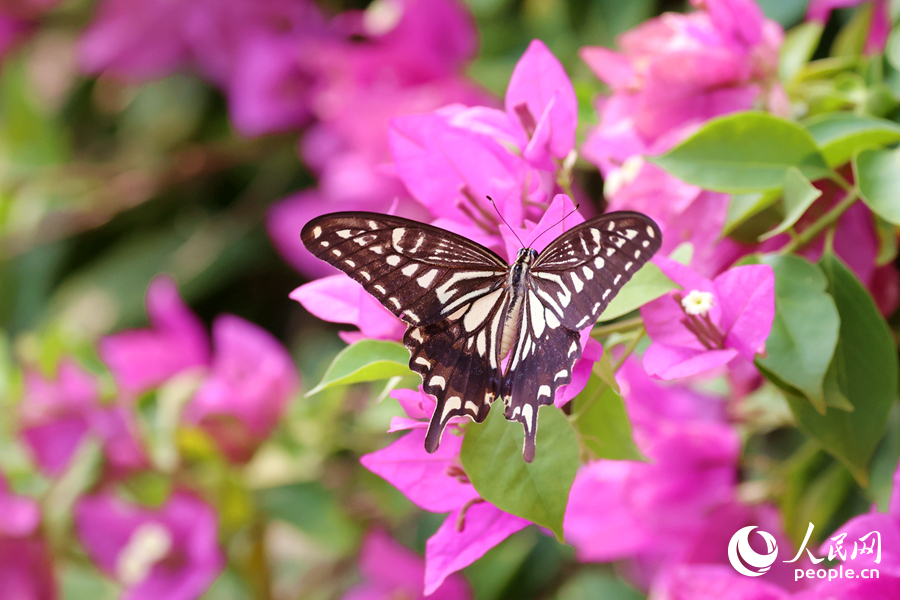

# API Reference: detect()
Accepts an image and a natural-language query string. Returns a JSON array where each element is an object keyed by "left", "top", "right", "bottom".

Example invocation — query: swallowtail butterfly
[{"left": 302, "top": 211, "right": 661, "bottom": 462}]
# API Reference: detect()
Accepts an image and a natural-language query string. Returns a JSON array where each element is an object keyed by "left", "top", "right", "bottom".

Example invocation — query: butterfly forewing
[
  {"left": 531, "top": 212, "right": 662, "bottom": 329},
  {"left": 301, "top": 212, "right": 508, "bottom": 327}
]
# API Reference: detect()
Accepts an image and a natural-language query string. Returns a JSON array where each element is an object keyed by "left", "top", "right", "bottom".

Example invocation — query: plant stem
[
  {"left": 613, "top": 326, "right": 645, "bottom": 372},
  {"left": 779, "top": 188, "right": 859, "bottom": 255},
  {"left": 592, "top": 316, "right": 645, "bottom": 337}
]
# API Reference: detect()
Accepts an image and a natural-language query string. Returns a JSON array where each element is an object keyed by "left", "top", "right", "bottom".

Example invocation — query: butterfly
[{"left": 302, "top": 210, "right": 661, "bottom": 462}]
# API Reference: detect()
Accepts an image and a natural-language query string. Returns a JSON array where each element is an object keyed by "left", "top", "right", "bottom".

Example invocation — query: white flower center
[
  {"left": 364, "top": 0, "right": 404, "bottom": 36},
  {"left": 681, "top": 290, "right": 715, "bottom": 316},
  {"left": 116, "top": 522, "right": 173, "bottom": 585}
]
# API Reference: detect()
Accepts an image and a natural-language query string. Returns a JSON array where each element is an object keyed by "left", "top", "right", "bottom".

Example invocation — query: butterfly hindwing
[
  {"left": 501, "top": 286, "right": 582, "bottom": 461},
  {"left": 405, "top": 284, "right": 512, "bottom": 452},
  {"left": 301, "top": 212, "right": 508, "bottom": 327}
]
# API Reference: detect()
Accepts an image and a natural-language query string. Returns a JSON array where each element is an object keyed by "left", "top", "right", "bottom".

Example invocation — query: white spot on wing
[
  {"left": 389, "top": 297, "right": 401, "bottom": 309},
  {"left": 582, "top": 265, "right": 594, "bottom": 280},
  {"left": 464, "top": 289, "right": 503, "bottom": 332},
  {"left": 625, "top": 229, "right": 638, "bottom": 239},
  {"left": 646, "top": 225, "right": 655, "bottom": 238},
  {"left": 538, "top": 385, "right": 551, "bottom": 398},
  {"left": 529, "top": 291, "right": 546, "bottom": 337},
  {"left": 570, "top": 271, "right": 584, "bottom": 292},
  {"left": 312, "top": 226, "right": 322, "bottom": 238},
  {"left": 555, "top": 369, "right": 568, "bottom": 380},
  {"left": 415, "top": 357, "right": 432, "bottom": 368},
  {"left": 444, "top": 396, "right": 462, "bottom": 417},
  {"left": 417, "top": 269, "right": 438, "bottom": 288},
  {"left": 337, "top": 230, "right": 352, "bottom": 239},
  {"left": 521, "top": 405, "right": 534, "bottom": 431},
  {"left": 410, "top": 329, "right": 424, "bottom": 342},
  {"left": 545, "top": 308, "right": 560, "bottom": 329},
  {"left": 392, "top": 228, "right": 406, "bottom": 250},
  {"left": 430, "top": 376, "right": 447, "bottom": 390},
  {"left": 332, "top": 249, "right": 342, "bottom": 257},
  {"left": 374, "top": 285, "right": 386, "bottom": 294},
  {"left": 401, "top": 263, "right": 419, "bottom": 276},
  {"left": 386, "top": 255, "right": 401, "bottom": 266}
]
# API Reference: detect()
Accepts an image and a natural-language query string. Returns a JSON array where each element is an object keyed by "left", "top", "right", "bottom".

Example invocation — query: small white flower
[
  {"left": 681, "top": 290, "right": 715, "bottom": 316},
  {"left": 116, "top": 522, "right": 173, "bottom": 585}
]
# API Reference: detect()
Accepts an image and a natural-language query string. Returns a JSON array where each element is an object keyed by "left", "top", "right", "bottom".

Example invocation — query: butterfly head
[{"left": 515, "top": 247, "right": 539, "bottom": 265}]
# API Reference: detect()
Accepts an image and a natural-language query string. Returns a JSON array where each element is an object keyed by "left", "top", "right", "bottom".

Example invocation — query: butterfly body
[{"left": 302, "top": 210, "right": 661, "bottom": 462}]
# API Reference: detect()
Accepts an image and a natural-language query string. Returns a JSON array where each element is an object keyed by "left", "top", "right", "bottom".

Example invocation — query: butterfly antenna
[
  {"left": 487, "top": 195, "right": 525, "bottom": 248},
  {"left": 530, "top": 204, "right": 581, "bottom": 248}
]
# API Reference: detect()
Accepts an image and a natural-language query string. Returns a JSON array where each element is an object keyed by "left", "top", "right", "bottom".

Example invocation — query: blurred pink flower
[
  {"left": 565, "top": 361, "right": 801, "bottom": 591},
  {"left": 649, "top": 564, "right": 791, "bottom": 600},
  {"left": 182, "top": 315, "right": 300, "bottom": 462},
  {"left": 814, "top": 459, "right": 900, "bottom": 578},
  {"left": 19, "top": 359, "right": 146, "bottom": 477},
  {"left": 100, "top": 276, "right": 210, "bottom": 398},
  {"left": 387, "top": 38, "right": 578, "bottom": 240},
  {"left": 79, "top": 0, "right": 323, "bottom": 84},
  {"left": 76, "top": 491, "right": 223, "bottom": 600},
  {"left": 580, "top": 0, "right": 785, "bottom": 276},
  {"left": 361, "top": 403, "right": 529, "bottom": 594},
  {"left": 806, "top": 0, "right": 889, "bottom": 54},
  {"left": 343, "top": 529, "right": 471, "bottom": 600},
  {"left": 0, "top": 13, "right": 29, "bottom": 60},
  {"left": 0, "top": 474, "right": 56, "bottom": 600},
  {"left": 640, "top": 257, "right": 774, "bottom": 380}
]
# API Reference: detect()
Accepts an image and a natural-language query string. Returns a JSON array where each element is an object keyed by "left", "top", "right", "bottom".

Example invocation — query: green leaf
[
  {"left": 724, "top": 189, "right": 782, "bottom": 237},
  {"left": 257, "top": 482, "right": 360, "bottom": 554},
  {"left": 855, "top": 146, "right": 900, "bottom": 225},
  {"left": 759, "top": 168, "right": 823, "bottom": 241},
  {"left": 649, "top": 112, "right": 831, "bottom": 193},
  {"left": 572, "top": 374, "right": 644, "bottom": 462},
  {"left": 831, "top": 2, "right": 872, "bottom": 58},
  {"left": 785, "top": 254, "right": 898, "bottom": 486},
  {"left": 592, "top": 352, "right": 620, "bottom": 394},
  {"left": 756, "top": 255, "right": 839, "bottom": 413},
  {"left": 598, "top": 262, "right": 676, "bottom": 321},
  {"left": 306, "top": 340, "right": 411, "bottom": 396},
  {"left": 805, "top": 112, "right": 900, "bottom": 168},
  {"left": 780, "top": 21, "right": 824, "bottom": 82},
  {"left": 461, "top": 405, "right": 579, "bottom": 540}
]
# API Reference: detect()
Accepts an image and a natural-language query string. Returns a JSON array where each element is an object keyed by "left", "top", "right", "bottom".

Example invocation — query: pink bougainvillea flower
[
  {"left": 182, "top": 315, "right": 300, "bottom": 462},
  {"left": 564, "top": 360, "right": 739, "bottom": 564},
  {"left": 19, "top": 359, "right": 146, "bottom": 477},
  {"left": 0, "top": 473, "right": 56, "bottom": 600},
  {"left": 76, "top": 491, "right": 223, "bottom": 600},
  {"left": 564, "top": 423, "right": 740, "bottom": 565},
  {"left": 806, "top": 0, "right": 889, "bottom": 54},
  {"left": 361, "top": 426, "right": 529, "bottom": 594},
  {"left": 100, "top": 276, "right": 210, "bottom": 398},
  {"left": 78, "top": 0, "right": 194, "bottom": 80},
  {"left": 814, "top": 458, "right": 900, "bottom": 578},
  {"left": 0, "top": 12, "right": 29, "bottom": 60},
  {"left": 580, "top": 0, "right": 785, "bottom": 276},
  {"left": 640, "top": 256, "right": 775, "bottom": 380},
  {"left": 290, "top": 274, "right": 406, "bottom": 344},
  {"left": 649, "top": 564, "right": 791, "bottom": 600},
  {"left": 565, "top": 360, "right": 802, "bottom": 591},
  {"left": 343, "top": 529, "right": 471, "bottom": 600}
]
